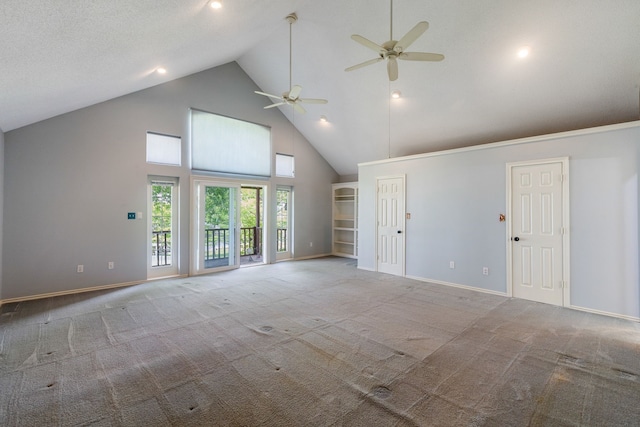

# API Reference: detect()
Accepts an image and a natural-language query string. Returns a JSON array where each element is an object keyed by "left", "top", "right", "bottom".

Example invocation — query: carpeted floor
[{"left": 0, "top": 257, "right": 639, "bottom": 426}]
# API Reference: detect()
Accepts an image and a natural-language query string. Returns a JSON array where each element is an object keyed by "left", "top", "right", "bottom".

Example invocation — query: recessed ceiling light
[
  {"left": 210, "top": 1, "right": 222, "bottom": 9},
  {"left": 156, "top": 67, "right": 167, "bottom": 74},
  {"left": 391, "top": 90, "right": 401, "bottom": 99},
  {"left": 320, "top": 115, "right": 328, "bottom": 122},
  {"left": 517, "top": 47, "right": 530, "bottom": 58}
]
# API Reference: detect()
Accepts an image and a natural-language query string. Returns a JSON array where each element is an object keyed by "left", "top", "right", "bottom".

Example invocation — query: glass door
[
  {"left": 192, "top": 179, "right": 240, "bottom": 274},
  {"left": 148, "top": 177, "right": 179, "bottom": 278},
  {"left": 276, "top": 187, "right": 292, "bottom": 260}
]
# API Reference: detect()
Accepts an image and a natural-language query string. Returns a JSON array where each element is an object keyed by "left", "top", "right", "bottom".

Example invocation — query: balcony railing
[
  {"left": 152, "top": 230, "right": 171, "bottom": 267},
  {"left": 205, "top": 227, "right": 261, "bottom": 261},
  {"left": 277, "top": 228, "right": 287, "bottom": 252},
  {"left": 153, "top": 227, "right": 288, "bottom": 266},
  {"left": 204, "top": 227, "right": 289, "bottom": 260}
]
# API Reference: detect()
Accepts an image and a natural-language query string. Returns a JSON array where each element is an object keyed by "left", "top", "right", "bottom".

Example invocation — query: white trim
[
  {"left": 506, "top": 157, "right": 570, "bottom": 307},
  {"left": 359, "top": 121, "right": 640, "bottom": 169},
  {"left": 0, "top": 275, "right": 188, "bottom": 306},
  {"left": 568, "top": 304, "right": 640, "bottom": 323},
  {"left": 406, "top": 275, "right": 509, "bottom": 297},
  {"left": 357, "top": 265, "right": 376, "bottom": 272}
]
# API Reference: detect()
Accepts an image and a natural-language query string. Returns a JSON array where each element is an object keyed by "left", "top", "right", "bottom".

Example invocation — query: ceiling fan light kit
[
  {"left": 345, "top": 0, "right": 444, "bottom": 81},
  {"left": 254, "top": 12, "right": 328, "bottom": 114}
]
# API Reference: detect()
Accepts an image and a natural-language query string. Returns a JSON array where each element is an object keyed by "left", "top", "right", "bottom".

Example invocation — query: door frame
[
  {"left": 276, "top": 186, "right": 293, "bottom": 261},
  {"left": 375, "top": 174, "right": 406, "bottom": 276},
  {"left": 505, "top": 157, "right": 570, "bottom": 306},
  {"left": 190, "top": 176, "right": 270, "bottom": 275},
  {"left": 147, "top": 176, "right": 180, "bottom": 279}
]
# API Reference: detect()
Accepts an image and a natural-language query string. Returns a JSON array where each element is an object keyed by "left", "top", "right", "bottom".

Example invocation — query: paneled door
[
  {"left": 377, "top": 176, "right": 405, "bottom": 276},
  {"left": 509, "top": 160, "right": 568, "bottom": 306}
]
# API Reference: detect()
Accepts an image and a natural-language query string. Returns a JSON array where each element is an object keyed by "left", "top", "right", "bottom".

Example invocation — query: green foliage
[{"left": 152, "top": 184, "right": 172, "bottom": 231}]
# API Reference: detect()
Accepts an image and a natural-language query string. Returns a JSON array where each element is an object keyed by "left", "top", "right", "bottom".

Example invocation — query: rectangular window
[
  {"left": 275, "top": 153, "right": 295, "bottom": 178},
  {"left": 190, "top": 109, "right": 271, "bottom": 177},
  {"left": 146, "top": 132, "right": 181, "bottom": 166}
]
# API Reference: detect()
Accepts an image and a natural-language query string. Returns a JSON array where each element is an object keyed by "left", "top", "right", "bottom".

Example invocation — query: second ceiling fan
[
  {"left": 345, "top": 0, "right": 444, "bottom": 81},
  {"left": 255, "top": 13, "right": 327, "bottom": 114}
]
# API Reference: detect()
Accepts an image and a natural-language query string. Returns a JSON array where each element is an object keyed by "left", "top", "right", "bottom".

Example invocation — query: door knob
[
  {"left": 397, "top": 230, "right": 402, "bottom": 234},
  {"left": 512, "top": 236, "right": 520, "bottom": 241}
]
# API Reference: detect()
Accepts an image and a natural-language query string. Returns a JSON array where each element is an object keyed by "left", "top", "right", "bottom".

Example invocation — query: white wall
[
  {"left": 359, "top": 122, "right": 640, "bottom": 319},
  {"left": 2, "top": 62, "right": 338, "bottom": 301}
]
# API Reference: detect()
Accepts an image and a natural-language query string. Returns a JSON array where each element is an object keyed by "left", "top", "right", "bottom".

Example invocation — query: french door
[
  {"left": 191, "top": 178, "right": 240, "bottom": 274},
  {"left": 148, "top": 177, "right": 179, "bottom": 279},
  {"left": 276, "top": 187, "right": 292, "bottom": 260}
]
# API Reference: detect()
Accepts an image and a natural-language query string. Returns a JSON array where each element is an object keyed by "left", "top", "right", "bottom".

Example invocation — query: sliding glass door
[{"left": 192, "top": 179, "right": 240, "bottom": 274}]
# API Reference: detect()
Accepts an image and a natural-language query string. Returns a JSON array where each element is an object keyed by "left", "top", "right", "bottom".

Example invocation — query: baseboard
[
  {"left": 293, "top": 253, "right": 333, "bottom": 261},
  {"left": 0, "top": 274, "right": 188, "bottom": 306},
  {"left": 569, "top": 304, "right": 640, "bottom": 323},
  {"left": 406, "top": 275, "right": 509, "bottom": 297},
  {"left": 357, "top": 265, "right": 376, "bottom": 272}
]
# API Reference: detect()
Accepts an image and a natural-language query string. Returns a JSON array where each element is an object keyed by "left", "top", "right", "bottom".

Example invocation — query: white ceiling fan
[
  {"left": 255, "top": 13, "right": 327, "bottom": 114},
  {"left": 345, "top": 0, "right": 444, "bottom": 81}
]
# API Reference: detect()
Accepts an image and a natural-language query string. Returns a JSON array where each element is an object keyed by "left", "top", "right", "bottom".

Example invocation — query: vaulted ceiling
[{"left": 2, "top": 0, "right": 639, "bottom": 176}]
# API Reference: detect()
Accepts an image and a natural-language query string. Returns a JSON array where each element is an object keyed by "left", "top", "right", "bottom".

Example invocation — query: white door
[
  {"left": 509, "top": 160, "right": 568, "bottom": 306},
  {"left": 377, "top": 176, "right": 405, "bottom": 276},
  {"left": 191, "top": 179, "right": 241, "bottom": 275},
  {"left": 148, "top": 177, "right": 179, "bottom": 279},
  {"left": 276, "top": 187, "right": 292, "bottom": 260}
]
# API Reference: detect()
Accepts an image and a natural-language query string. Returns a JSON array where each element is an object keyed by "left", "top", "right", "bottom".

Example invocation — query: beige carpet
[{"left": 1, "top": 257, "right": 639, "bottom": 426}]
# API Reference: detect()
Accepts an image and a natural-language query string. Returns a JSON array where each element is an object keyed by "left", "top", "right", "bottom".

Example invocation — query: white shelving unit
[{"left": 332, "top": 182, "right": 358, "bottom": 258}]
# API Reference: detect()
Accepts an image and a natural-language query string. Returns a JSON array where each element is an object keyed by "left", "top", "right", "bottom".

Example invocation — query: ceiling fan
[
  {"left": 345, "top": 0, "right": 444, "bottom": 81},
  {"left": 255, "top": 13, "right": 327, "bottom": 114}
]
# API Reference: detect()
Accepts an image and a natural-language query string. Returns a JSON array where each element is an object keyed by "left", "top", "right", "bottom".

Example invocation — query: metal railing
[
  {"left": 152, "top": 230, "right": 171, "bottom": 267},
  {"left": 205, "top": 227, "right": 261, "bottom": 260},
  {"left": 277, "top": 228, "right": 287, "bottom": 252},
  {"left": 156, "top": 227, "right": 288, "bottom": 265}
]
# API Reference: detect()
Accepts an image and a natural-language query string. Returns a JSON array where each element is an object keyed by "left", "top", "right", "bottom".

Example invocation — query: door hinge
[
  {"left": 559, "top": 174, "right": 565, "bottom": 182},
  {"left": 560, "top": 281, "right": 568, "bottom": 289},
  {"left": 560, "top": 227, "right": 566, "bottom": 235}
]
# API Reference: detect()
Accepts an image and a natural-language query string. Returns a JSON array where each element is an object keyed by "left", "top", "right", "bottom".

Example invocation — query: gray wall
[
  {"left": 0, "top": 129, "right": 4, "bottom": 299},
  {"left": 359, "top": 123, "right": 640, "bottom": 319},
  {"left": 3, "top": 62, "right": 338, "bottom": 301}
]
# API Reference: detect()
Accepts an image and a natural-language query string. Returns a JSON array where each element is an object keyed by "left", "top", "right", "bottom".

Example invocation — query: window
[
  {"left": 275, "top": 153, "right": 295, "bottom": 178},
  {"left": 190, "top": 109, "right": 271, "bottom": 177},
  {"left": 146, "top": 132, "right": 181, "bottom": 166}
]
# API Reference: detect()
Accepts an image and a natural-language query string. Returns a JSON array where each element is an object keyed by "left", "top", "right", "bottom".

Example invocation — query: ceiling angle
[
  {"left": 255, "top": 13, "right": 328, "bottom": 114},
  {"left": 345, "top": 0, "right": 444, "bottom": 81}
]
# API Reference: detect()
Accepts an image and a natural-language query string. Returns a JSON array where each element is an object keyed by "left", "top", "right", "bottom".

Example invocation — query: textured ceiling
[{"left": 2, "top": 0, "right": 639, "bottom": 176}]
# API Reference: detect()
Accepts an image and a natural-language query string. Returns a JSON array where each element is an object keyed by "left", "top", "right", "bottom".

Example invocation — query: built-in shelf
[{"left": 332, "top": 182, "right": 358, "bottom": 259}]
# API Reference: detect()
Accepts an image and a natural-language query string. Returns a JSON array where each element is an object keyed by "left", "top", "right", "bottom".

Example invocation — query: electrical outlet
[
  {"left": 310, "top": 242, "right": 313, "bottom": 247},
  {"left": 449, "top": 261, "right": 455, "bottom": 269},
  {"left": 77, "top": 265, "right": 84, "bottom": 273},
  {"left": 483, "top": 267, "right": 489, "bottom": 275},
  {"left": 108, "top": 261, "right": 115, "bottom": 270}
]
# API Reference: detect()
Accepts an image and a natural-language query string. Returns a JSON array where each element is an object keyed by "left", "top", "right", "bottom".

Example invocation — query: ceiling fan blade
[
  {"left": 293, "top": 103, "right": 306, "bottom": 114},
  {"left": 399, "top": 52, "right": 445, "bottom": 61},
  {"left": 264, "top": 102, "right": 285, "bottom": 109},
  {"left": 387, "top": 57, "right": 399, "bottom": 81},
  {"left": 351, "top": 34, "right": 386, "bottom": 54},
  {"left": 394, "top": 21, "right": 429, "bottom": 53},
  {"left": 299, "top": 98, "right": 328, "bottom": 104},
  {"left": 255, "top": 91, "right": 284, "bottom": 100},
  {"left": 345, "top": 57, "right": 384, "bottom": 72},
  {"left": 288, "top": 85, "right": 302, "bottom": 100}
]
